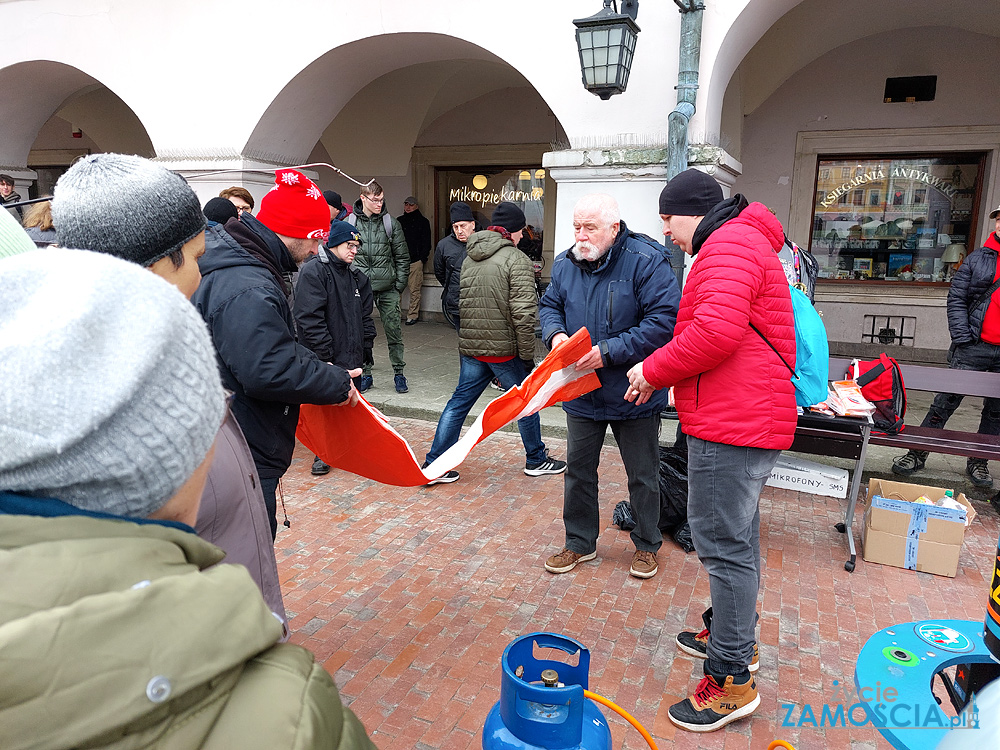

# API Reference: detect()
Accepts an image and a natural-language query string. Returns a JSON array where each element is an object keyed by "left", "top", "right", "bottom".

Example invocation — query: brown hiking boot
[
  {"left": 629, "top": 549, "right": 658, "bottom": 579},
  {"left": 668, "top": 674, "right": 760, "bottom": 732},
  {"left": 544, "top": 548, "right": 597, "bottom": 574}
]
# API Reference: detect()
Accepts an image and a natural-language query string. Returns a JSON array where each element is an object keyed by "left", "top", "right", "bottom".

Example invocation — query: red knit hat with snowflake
[{"left": 256, "top": 169, "right": 330, "bottom": 241}]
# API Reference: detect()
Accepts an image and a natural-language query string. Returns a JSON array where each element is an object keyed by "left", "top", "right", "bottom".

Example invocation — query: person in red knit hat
[{"left": 192, "top": 169, "right": 360, "bottom": 540}]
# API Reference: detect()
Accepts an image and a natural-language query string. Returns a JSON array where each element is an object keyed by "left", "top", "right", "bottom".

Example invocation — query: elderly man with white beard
[{"left": 538, "top": 193, "right": 680, "bottom": 579}]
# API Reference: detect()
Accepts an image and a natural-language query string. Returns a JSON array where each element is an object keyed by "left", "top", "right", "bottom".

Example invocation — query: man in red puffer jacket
[{"left": 625, "top": 168, "right": 796, "bottom": 733}]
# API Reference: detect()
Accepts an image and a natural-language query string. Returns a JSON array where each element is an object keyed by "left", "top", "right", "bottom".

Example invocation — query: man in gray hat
[
  {"left": 51, "top": 152, "right": 285, "bottom": 617},
  {"left": 397, "top": 195, "right": 431, "bottom": 325},
  {"left": 0, "top": 249, "right": 375, "bottom": 750}
]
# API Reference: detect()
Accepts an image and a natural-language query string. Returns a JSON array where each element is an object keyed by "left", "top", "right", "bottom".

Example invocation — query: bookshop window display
[{"left": 809, "top": 154, "right": 984, "bottom": 283}]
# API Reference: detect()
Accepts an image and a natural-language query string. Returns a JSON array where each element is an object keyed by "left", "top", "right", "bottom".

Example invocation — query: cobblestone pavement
[{"left": 276, "top": 416, "right": 1000, "bottom": 749}]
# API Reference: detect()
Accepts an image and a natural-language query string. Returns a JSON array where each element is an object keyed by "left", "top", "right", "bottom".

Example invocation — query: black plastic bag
[
  {"left": 658, "top": 446, "right": 688, "bottom": 532},
  {"left": 671, "top": 521, "right": 695, "bottom": 553},
  {"left": 612, "top": 500, "right": 636, "bottom": 531}
]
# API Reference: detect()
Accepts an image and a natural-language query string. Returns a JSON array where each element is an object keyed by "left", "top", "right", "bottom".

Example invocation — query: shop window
[
  {"left": 809, "top": 153, "right": 984, "bottom": 283},
  {"left": 435, "top": 166, "right": 545, "bottom": 256}
]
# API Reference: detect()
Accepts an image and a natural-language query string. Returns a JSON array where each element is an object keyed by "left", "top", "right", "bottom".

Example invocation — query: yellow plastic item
[{"left": 768, "top": 742, "right": 797, "bottom": 750}]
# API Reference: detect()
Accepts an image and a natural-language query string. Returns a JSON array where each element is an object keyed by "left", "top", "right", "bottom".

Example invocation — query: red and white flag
[{"left": 296, "top": 328, "right": 601, "bottom": 486}]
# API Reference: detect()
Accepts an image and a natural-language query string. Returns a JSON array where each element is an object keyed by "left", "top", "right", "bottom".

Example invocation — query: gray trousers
[
  {"left": 686, "top": 435, "right": 780, "bottom": 679},
  {"left": 563, "top": 413, "right": 662, "bottom": 555}
]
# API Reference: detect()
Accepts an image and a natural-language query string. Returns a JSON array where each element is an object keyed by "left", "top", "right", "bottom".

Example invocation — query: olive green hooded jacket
[
  {"left": 350, "top": 201, "right": 409, "bottom": 294},
  {"left": 458, "top": 230, "right": 538, "bottom": 361},
  {"left": 0, "top": 513, "right": 375, "bottom": 750}
]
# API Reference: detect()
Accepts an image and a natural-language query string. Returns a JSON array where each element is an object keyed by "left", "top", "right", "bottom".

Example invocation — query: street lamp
[{"left": 573, "top": 0, "right": 640, "bottom": 100}]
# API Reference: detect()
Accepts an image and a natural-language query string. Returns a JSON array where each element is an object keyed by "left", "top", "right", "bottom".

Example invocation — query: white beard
[{"left": 571, "top": 241, "right": 607, "bottom": 262}]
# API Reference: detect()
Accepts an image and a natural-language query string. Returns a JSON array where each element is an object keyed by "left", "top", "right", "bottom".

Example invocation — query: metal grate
[{"left": 862, "top": 315, "right": 915, "bottom": 347}]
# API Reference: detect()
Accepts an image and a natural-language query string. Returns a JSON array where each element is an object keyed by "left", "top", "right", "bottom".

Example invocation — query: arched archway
[{"left": 0, "top": 60, "right": 153, "bottom": 193}]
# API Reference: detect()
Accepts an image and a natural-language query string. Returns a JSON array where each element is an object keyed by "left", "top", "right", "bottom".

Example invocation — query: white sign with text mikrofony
[{"left": 766, "top": 455, "right": 850, "bottom": 499}]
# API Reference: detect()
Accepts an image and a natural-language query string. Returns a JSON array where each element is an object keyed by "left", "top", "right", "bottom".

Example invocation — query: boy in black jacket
[{"left": 294, "top": 220, "right": 377, "bottom": 475}]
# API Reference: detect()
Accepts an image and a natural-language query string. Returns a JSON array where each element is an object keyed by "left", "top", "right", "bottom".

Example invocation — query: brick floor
[{"left": 276, "top": 417, "right": 1000, "bottom": 749}]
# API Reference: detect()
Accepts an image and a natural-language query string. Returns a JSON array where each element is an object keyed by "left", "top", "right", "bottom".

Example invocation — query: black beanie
[
  {"left": 658, "top": 168, "right": 724, "bottom": 216},
  {"left": 204, "top": 196, "right": 238, "bottom": 225},
  {"left": 450, "top": 201, "right": 474, "bottom": 224},
  {"left": 490, "top": 202, "right": 526, "bottom": 233},
  {"left": 323, "top": 190, "right": 344, "bottom": 211}
]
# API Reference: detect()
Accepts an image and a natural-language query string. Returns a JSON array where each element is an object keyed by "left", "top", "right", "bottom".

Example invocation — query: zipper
[
  {"left": 607, "top": 289, "right": 614, "bottom": 331},
  {"left": 695, "top": 374, "right": 702, "bottom": 409}
]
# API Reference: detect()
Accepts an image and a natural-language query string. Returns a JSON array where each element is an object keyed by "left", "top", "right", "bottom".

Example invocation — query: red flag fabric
[{"left": 296, "top": 328, "right": 601, "bottom": 486}]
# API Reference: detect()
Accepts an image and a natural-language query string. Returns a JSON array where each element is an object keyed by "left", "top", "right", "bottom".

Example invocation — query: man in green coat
[
  {"left": 350, "top": 180, "right": 410, "bottom": 393},
  {"left": 0, "top": 249, "right": 375, "bottom": 750}
]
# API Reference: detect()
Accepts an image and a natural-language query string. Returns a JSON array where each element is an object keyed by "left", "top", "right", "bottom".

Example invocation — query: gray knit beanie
[
  {"left": 52, "top": 153, "right": 207, "bottom": 267},
  {"left": 0, "top": 248, "right": 225, "bottom": 518}
]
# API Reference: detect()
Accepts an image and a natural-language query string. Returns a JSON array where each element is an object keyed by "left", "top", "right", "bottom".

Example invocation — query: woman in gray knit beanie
[{"left": 0, "top": 248, "right": 224, "bottom": 519}]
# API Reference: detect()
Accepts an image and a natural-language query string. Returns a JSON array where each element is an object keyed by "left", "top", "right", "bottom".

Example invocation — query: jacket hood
[
  {"left": 691, "top": 194, "right": 749, "bottom": 254},
  {"left": 200, "top": 216, "right": 294, "bottom": 293},
  {"left": 466, "top": 229, "right": 512, "bottom": 262},
  {"left": 352, "top": 199, "right": 388, "bottom": 220},
  {"left": 0, "top": 511, "right": 282, "bottom": 749}
]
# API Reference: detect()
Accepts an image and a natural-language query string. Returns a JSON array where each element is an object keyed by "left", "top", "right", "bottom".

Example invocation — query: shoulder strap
[
  {"left": 972, "top": 276, "right": 1000, "bottom": 313},
  {"left": 749, "top": 322, "right": 795, "bottom": 377},
  {"left": 383, "top": 214, "right": 392, "bottom": 240},
  {"left": 347, "top": 213, "right": 357, "bottom": 227}
]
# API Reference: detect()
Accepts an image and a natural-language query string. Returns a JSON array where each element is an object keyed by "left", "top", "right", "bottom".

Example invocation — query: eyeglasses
[
  {"left": 235, "top": 205, "right": 251, "bottom": 214},
  {"left": 347, "top": 242, "right": 361, "bottom": 250},
  {"left": 363, "top": 195, "right": 384, "bottom": 203}
]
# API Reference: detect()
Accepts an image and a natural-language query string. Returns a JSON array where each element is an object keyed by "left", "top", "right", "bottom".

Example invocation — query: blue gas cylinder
[{"left": 482, "top": 632, "right": 611, "bottom": 750}]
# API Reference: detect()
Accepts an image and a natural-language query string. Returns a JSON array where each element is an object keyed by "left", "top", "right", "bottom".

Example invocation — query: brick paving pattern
[{"left": 277, "top": 416, "right": 1000, "bottom": 749}]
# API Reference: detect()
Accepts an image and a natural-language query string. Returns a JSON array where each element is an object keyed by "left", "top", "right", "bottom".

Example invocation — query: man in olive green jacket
[
  {"left": 423, "top": 202, "right": 566, "bottom": 484},
  {"left": 350, "top": 180, "right": 410, "bottom": 394},
  {"left": 0, "top": 250, "right": 375, "bottom": 750}
]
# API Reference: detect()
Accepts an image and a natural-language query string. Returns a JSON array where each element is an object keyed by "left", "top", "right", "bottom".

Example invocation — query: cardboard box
[
  {"left": 766, "top": 456, "right": 850, "bottom": 498},
  {"left": 861, "top": 478, "right": 976, "bottom": 577}
]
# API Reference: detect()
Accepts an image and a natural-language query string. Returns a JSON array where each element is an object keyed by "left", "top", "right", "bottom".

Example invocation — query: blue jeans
[
  {"left": 425, "top": 355, "right": 546, "bottom": 464},
  {"left": 686, "top": 435, "right": 780, "bottom": 679}
]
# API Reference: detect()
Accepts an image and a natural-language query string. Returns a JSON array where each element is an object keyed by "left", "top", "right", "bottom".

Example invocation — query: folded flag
[{"left": 296, "top": 327, "right": 601, "bottom": 486}]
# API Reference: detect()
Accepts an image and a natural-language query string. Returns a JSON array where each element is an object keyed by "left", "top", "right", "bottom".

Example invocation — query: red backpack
[{"left": 848, "top": 354, "right": 907, "bottom": 435}]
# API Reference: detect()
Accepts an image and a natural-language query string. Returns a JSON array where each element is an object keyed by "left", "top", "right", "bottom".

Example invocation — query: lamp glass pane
[
  {"left": 607, "top": 45, "right": 620, "bottom": 65},
  {"left": 583, "top": 66, "right": 595, "bottom": 84},
  {"left": 593, "top": 29, "right": 609, "bottom": 47},
  {"left": 609, "top": 27, "right": 622, "bottom": 45},
  {"left": 582, "top": 49, "right": 594, "bottom": 66},
  {"left": 578, "top": 30, "right": 592, "bottom": 48},
  {"left": 595, "top": 66, "right": 608, "bottom": 85},
  {"left": 594, "top": 47, "right": 608, "bottom": 66}
]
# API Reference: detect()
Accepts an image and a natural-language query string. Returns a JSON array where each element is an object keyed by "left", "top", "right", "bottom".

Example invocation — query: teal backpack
[{"left": 750, "top": 285, "right": 830, "bottom": 407}]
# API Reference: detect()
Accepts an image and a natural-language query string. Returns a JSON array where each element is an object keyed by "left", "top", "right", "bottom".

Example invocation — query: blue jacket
[
  {"left": 539, "top": 222, "right": 680, "bottom": 420},
  {"left": 192, "top": 217, "right": 351, "bottom": 479}
]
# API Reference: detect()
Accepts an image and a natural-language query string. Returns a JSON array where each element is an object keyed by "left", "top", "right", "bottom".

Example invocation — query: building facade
[{"left": 2, "top": 0, "right": 997, "bottom": 362}]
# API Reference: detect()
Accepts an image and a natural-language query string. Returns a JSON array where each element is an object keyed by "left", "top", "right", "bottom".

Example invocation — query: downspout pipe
[{"left": 667, "top": 0, "right": 704, "bottom": 284}]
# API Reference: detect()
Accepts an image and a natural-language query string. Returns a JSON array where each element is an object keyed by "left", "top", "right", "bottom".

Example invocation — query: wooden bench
[{"left": 791, "top": 356, "right": 1000, "bottom": 572}]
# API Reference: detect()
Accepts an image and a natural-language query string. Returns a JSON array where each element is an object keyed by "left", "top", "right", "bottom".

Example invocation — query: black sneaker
[
  {"left": 668, "top": 674, "right": 760, "bottom": 732},
  {"left": 968, "top": 462, "right": 994, "bottom": 488},
  {"left": 524, "top": 456, "right": 567, "bottom": 477},
  {"left": 676, "top": 608, "right": 759, "bottom": 673},
  {"left": 892, "top": 451, "right": 927, "bottom": 476},
  {"left": 311, "top": 456, "right": 330, "bottom": 476},
  {"left": 425, "top": 470, "right": 459, "bottom": 486},
  {"left": 489, "top": 377, "right": 508, "bottom": 392},
  {"left": 394, "top": 374, "right": 409, "bottom": 393}
]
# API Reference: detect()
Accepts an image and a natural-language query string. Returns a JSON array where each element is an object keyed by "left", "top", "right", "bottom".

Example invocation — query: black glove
[{"left": 363, "top": 348, "right": 374, "bottom": 368}]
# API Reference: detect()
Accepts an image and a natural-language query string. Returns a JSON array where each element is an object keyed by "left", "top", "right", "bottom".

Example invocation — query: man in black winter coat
[
  {"left": 192, "top": 169, "right": 361, "bottom": 539},
  {"left": 398, "top": 196, "right": 431, "bottom": 325},
  {"left": 893, "top": 204, "right": 1000, "bottom": 488},
  {"left": 434, "top": 201, "right": 476, "bottom": 332},
  {"left": 294, "top": 220, "right": 376, "bottom": 476}
]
